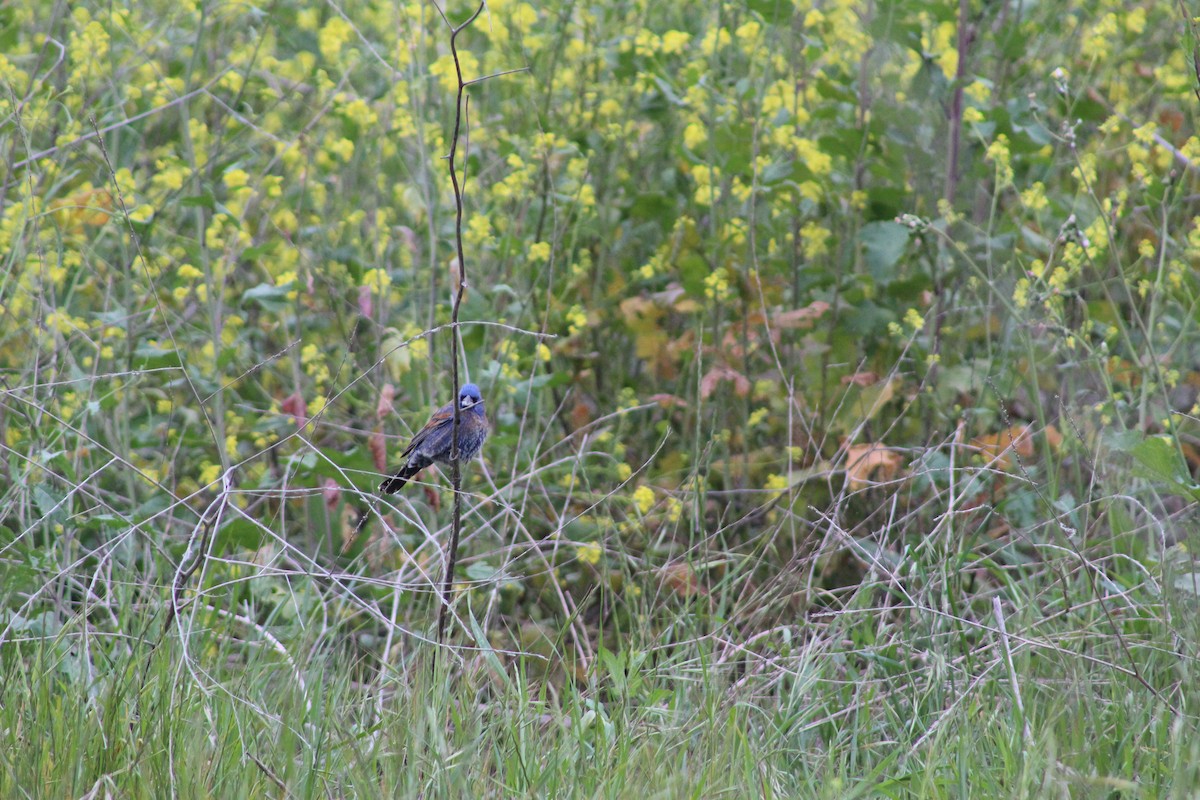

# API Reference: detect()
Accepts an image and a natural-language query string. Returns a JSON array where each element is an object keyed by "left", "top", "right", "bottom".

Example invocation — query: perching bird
[{"left": 379, "top": 383, "right": 489, "bottom": 494}]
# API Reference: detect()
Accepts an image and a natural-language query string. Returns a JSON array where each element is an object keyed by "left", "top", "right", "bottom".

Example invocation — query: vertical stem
[
  {"left": 945, "top": 0, "right": 972, "bottom": 205},
  {"left": 435, "top": 1, "right": 485, "bottom": 647}
]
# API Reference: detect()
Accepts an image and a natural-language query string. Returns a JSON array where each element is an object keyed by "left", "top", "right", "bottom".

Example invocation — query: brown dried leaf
[
  {"left": 773, "top": 300, "right": 831, "bottom": 329},
  {"left": 1043, "top": 424, "right": 1063, "bottom": 451},
  {"left": 424, "top": 485, "right": 441, "bottom": 510},
  {"left": 376, "top": 383, "right": 396, "bottom": 421},
  {"left": 369, "top": 428, "right": 388, "bottom": 474},
  {"left": 845, "top": 443, "right": 903, "bottom": 490},
  {"left": 842, "top": 371, "right": 880, "bottom": 387},
  {"left": 700, "top": 365, "right": 751, "bottom": 399},
  {"left": 281, "top": 391, "right": 307, "bottom": 428},
  {"left": 972, "top": 424, "right": 1035, "bottom": 469},
  {"left": 660, "top": 561, "right": 706, "bottom": 598},
  {"left": 571, "top": 395, "right": 596, "bottom": 429},
  {"left": 648, "top": 393, "right": 687, "bottom": 409},
  {"left": 322, "top": 479, "right": 341, "bottom": 512}
]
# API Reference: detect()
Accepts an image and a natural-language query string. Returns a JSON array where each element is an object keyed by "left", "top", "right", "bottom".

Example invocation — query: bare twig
[
  {"left": 436, "top": 0, "right": 487, "bottom": 648},
  {"left": 944, "top": 0, "right": 974, "bottom": 205}
]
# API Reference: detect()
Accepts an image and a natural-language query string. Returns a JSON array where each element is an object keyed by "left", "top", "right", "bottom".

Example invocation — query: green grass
[
  {"left": 4, "top": 0, "right": 1200, "bottom": 795},
  {"left": 1, "top": 574, "right": 1198, "bottom": 797}
]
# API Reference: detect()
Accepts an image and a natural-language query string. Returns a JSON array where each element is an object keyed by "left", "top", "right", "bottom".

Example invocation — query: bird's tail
[{"left": 379, "top": 458, "right": 428, "bottom": 494}]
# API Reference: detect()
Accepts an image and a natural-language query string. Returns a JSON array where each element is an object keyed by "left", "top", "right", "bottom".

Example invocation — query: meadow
[{"left": 2, "top": 0, "right": 1200, "bottom": 796}]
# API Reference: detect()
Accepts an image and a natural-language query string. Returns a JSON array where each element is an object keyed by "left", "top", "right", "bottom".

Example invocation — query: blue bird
[{"left": 380, "top": 383, "right": 489, "bottom": 494}]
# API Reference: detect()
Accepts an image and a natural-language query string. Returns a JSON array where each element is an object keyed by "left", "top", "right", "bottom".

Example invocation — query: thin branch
[
  {"left": 463, "top": 66, "right": 531, "bottom": 87},
  {"left": 437, "top": 0, "right": 487, "bottom": 648},
  {"left": 944, "top": 0, "right": 973, "bottom": 205}
]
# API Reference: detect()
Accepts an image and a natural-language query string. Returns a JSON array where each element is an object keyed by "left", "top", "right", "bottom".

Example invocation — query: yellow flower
[
  {"left": 178, "top": 263, "right": 203, "bottom": 281},
  {"left": 329, "top": 137, "right": 355, "bottom": 161},
  {"left": 661, "top": 30, "right": 690, "bottom": 55},
  {"left": 127, "top": 205, "right": 154, "bottom": 224},
  {"left": 1012, "top": 277, "right": 1030, "bottom": 309},
  {"left": 199, "top": 463, "right": 221, "bottom": 486},
  {"left": 576, "top": 541, "right": 602, "bottom": 565},
  {"left": 566, "top": 305, "right": 588, "bottom": 336},
  {"left": 792, "top": 137, "right": 832, "bottom": 177},
  {"left": 223, "top": 168, "right": 249, "bottom": 189},
  {"left": 1126, "top": 7, "right": 1146, "bottom": 34},
  {"left": 357, "top": 267, "right": 391, "bottom": 296},
  {"left": 1020, "top": 182, "right": 1048, "bottom": 211},
  {"left": 1132, "top": 122, "right": 1158, "bottom": 146},
  {"left": 735, "top": 20, "right": 761, "bottom": 55},
  {"left": 800, "top": 221, "right": 831, "bottom": 259},
  {"left": 704, "top": 269, "right": 731, "bottom": 301},
  {"left": 985, "top": 134, "right": 1013, "bottom": 188},
  {"left": 318, "top": 16, "right": 354, "bottom": 62},
  {"left": 430, "top": 51, "right": 479, "bottom": 93},
  {"left": 510, "top": 3, "right": 537, "bottom": 34},
  {"left": 633, "top": 485, "right": 655, "bottom": 514},
  {"left": 699, "top": 26, "right": 731, "bottom": 53}
]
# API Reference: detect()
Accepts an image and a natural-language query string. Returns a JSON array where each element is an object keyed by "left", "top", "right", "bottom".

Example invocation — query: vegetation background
[{"left": 3, "top": 0, "right": 1200, "bottom": 795}]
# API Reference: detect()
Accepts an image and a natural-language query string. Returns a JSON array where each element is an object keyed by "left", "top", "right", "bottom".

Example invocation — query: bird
[{"left": 379, "top": 383, "right": 489, "bottom": 494}]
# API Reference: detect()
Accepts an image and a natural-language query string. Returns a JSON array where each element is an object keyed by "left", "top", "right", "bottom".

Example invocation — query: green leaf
[
  {"left": 465, "top": 562, "right": 499, "bottom": 582},
  {"left": 858, "top": 221, "right": 911, "bottom": 280},
  {"left": 1109, "top": 435, "right": 1200, "bottom": 500},
  {"left": 214, "top": 517, "right": 267, "bottom": 551},
  {"left": 133, "top": 341, "right": 181, "bottom": 368},
  {"left": 33, "top": 486, "right": 66, "bottom": 527},
  {"left": 241, "top": 282, "right": 292, "bottom": 311},
  {"left": 179, "top": 192, "right": 215, "bottom": 209},
  {"left": 1130, "top": 436, "right": 1192, "bottom": 485}
]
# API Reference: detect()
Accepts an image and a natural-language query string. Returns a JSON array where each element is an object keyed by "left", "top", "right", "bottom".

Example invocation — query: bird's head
[{"left": 459, "top": 383, "right": 484, "bottom": 409}]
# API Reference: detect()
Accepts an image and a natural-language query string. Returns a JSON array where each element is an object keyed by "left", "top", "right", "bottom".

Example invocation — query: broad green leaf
[{"left": 858, "top": 221, "right": 911, "bottom": 280}]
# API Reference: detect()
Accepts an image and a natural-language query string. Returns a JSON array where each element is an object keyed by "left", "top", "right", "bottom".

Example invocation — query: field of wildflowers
[{"left": 3, "top": 0, "right": 1200, "bottom": 795}]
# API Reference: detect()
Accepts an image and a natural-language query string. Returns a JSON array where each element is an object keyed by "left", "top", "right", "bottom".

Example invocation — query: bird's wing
[{"left": 401, "top": 399, "right": 456, "bottom": 459}]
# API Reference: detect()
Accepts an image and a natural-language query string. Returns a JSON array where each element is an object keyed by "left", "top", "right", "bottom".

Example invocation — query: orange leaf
[
  {"left": 700, "top": 365, "right": 751, "bottom": 399},
  {"left": 281, "top": 391, "right": 307, "bottom": 428},
  {"left": 842, "top": 371, "right": 880, "bottom": 387},
  {"left": 1043, "top": 424, "right": 1063, "bottom": 451},
  {"left": 51, "top": 186, "right": 113, "bottom": 232},
  {"left": 369, "top": 428, "right": 388, "bottom": 473},
  {"left": 648, "top": 393, "right": 687, "bottom": 409},
  {"left": 376, "top": 383, "right": 396, "bottom": 421},
  {"left": 660, "top": 561, "right": 706, "bottom": 598},
  {"left": 322, "top": 479, "right": 341, "bottom": 512},
  {"left": 972, "top": 424, "right": 1034, "bottom": 469},
  {"left": 845, "top": 443, "right": 903, "bottom": 490},
  {"left": 571, "top": 395, "right": 596, "bottom": 429},
  {"left": 424, "top": 485, "right": 441, "bottom": 510},
  {"left": 772, "top": 300, "right": 831, "bottom": 329}
]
